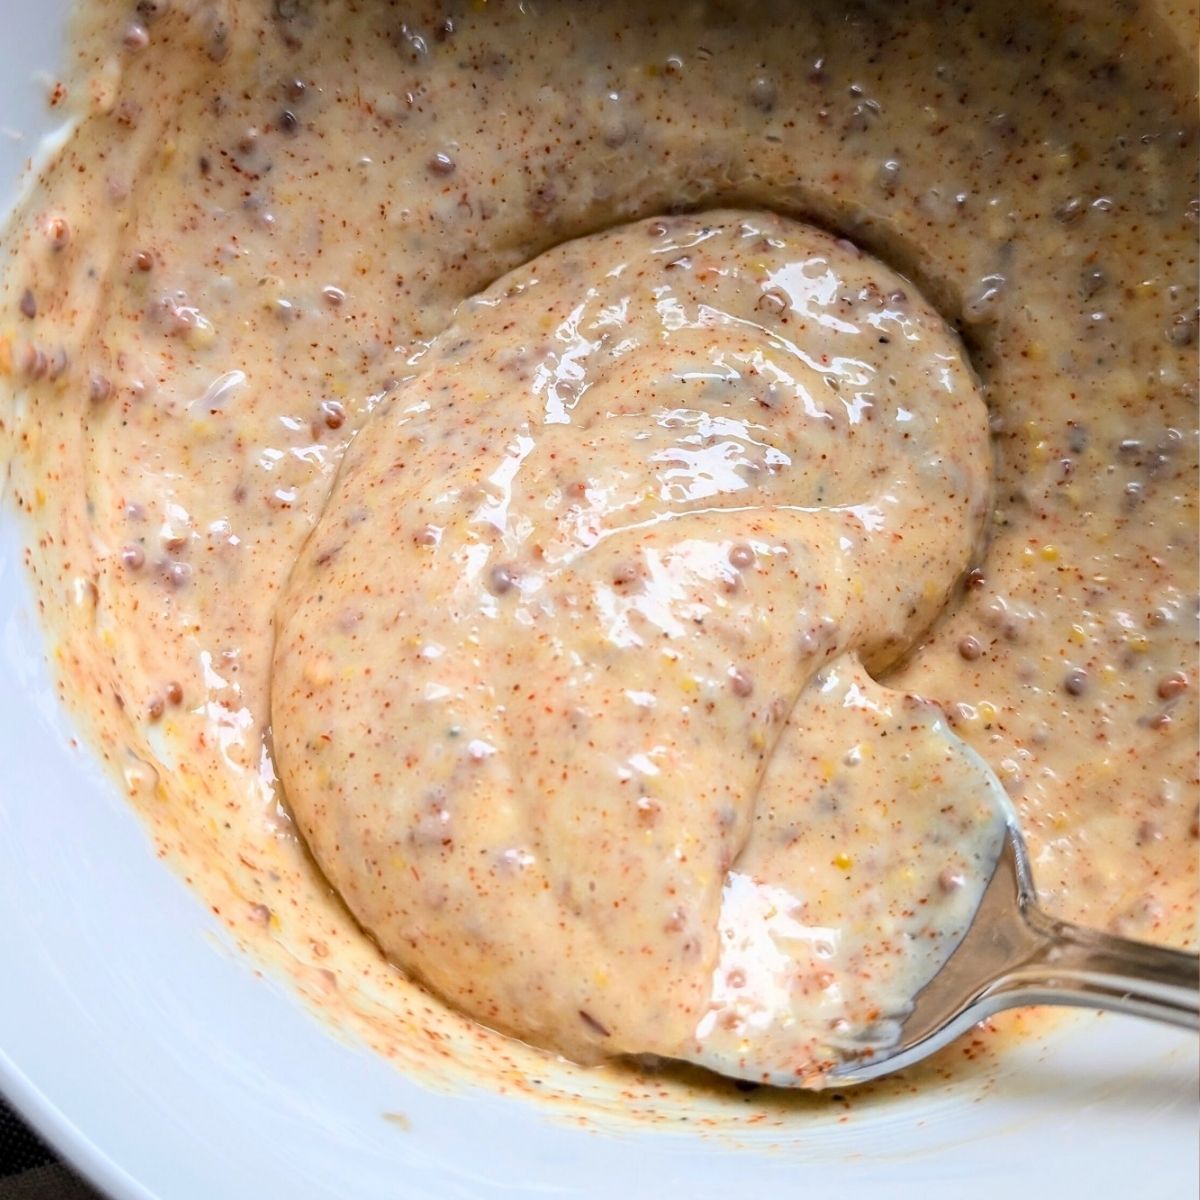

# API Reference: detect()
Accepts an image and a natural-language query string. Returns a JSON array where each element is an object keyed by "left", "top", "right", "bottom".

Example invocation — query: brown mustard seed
[
  {"left": 1063, "top": 668, "right": 1089, "bottom": 696},
  {"left": 1157, "top": 671, "right": 1188, "bottom": 700},
  {"left": 123, "top": 22, "right": 149, "bottom": 50},
  {"left": 89, "top": 373, "right": 112, "bottom": 404},
  {"left": 319, "top": 399, "right": 346, "bottom": 429},
  {"left": 121, "top": 544, "right": 145, "bottom": 570},
  {"left": 164, "top": 681, "right": 184, "bottom": 706},
  {"left": 728, "top": 542, "right": 755, "bottom": 569},
  {"left": 19, "top": 343, "right": 47, "bottom": 379},
  {"left": 1136, "top": 820, "right": 1163, "bottom": 845},
  {"left": 487, "top": 563, "right": 515, "bottom": 595},
  {"left": 757, "top": 287, "right": 788, "bottom": 314},
  {"left": 938, "top": 867, "right": 966, "bottom": 893},
  {"left": 958, "top": 635, "right": 983, "bottom": 661},
  {"left": 602, "top": 120, "right": 627, "bottom": 149},
  {"left": 428, "top": 151, "right": 456, "bottom": 176},
  {"left": 18, "top": 290, "right": 36, "bottom": 319},
  {"left": 729, "top": 666, "right": 754, "bottom": 697}
]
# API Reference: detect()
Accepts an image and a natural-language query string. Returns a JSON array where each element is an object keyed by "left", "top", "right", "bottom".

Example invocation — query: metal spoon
[{"left": 826, "top": 810, "right": 1200, "bottom": 1085}]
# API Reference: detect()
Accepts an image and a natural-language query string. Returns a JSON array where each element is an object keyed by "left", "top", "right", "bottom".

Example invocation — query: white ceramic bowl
[{"left": 1, "top": 4, "right": 1197, "bottom": 1197}]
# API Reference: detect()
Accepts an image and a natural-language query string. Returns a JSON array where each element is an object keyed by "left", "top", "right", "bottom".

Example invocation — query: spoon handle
[{"left": 996, "top": 904, "right": 1200, "bottom": 1030}]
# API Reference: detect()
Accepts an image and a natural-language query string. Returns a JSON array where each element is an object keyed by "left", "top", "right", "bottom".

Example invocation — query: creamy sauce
[
  {"left": 0, "top": 0, "right": 1195, "bottom": 1101},
  {"left": 274, "top": 210, "right": 1006, "bottom": 1082}
]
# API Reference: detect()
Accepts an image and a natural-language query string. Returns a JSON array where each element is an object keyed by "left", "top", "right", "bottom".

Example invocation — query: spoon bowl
[{"left": 826, "top": 816, "right": 1200, "bottom": 1086}]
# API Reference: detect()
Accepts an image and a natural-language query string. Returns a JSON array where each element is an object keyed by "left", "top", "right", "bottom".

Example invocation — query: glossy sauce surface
[
  {"left": 0, "top": 0, "right": 1195, "bottom": 1101},
  {"left": 273, "top": 211, "right": 1003, "bottom": 1081}
]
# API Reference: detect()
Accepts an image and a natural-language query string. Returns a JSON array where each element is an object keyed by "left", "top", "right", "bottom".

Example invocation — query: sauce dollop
[{"left": 273, "top": 212, "right": 1000, "bottom": 1082}]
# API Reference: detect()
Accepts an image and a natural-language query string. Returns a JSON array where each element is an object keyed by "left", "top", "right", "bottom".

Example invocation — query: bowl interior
[{"left": 0, "top": 4, "right": 1196, "bottom": 1197}]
